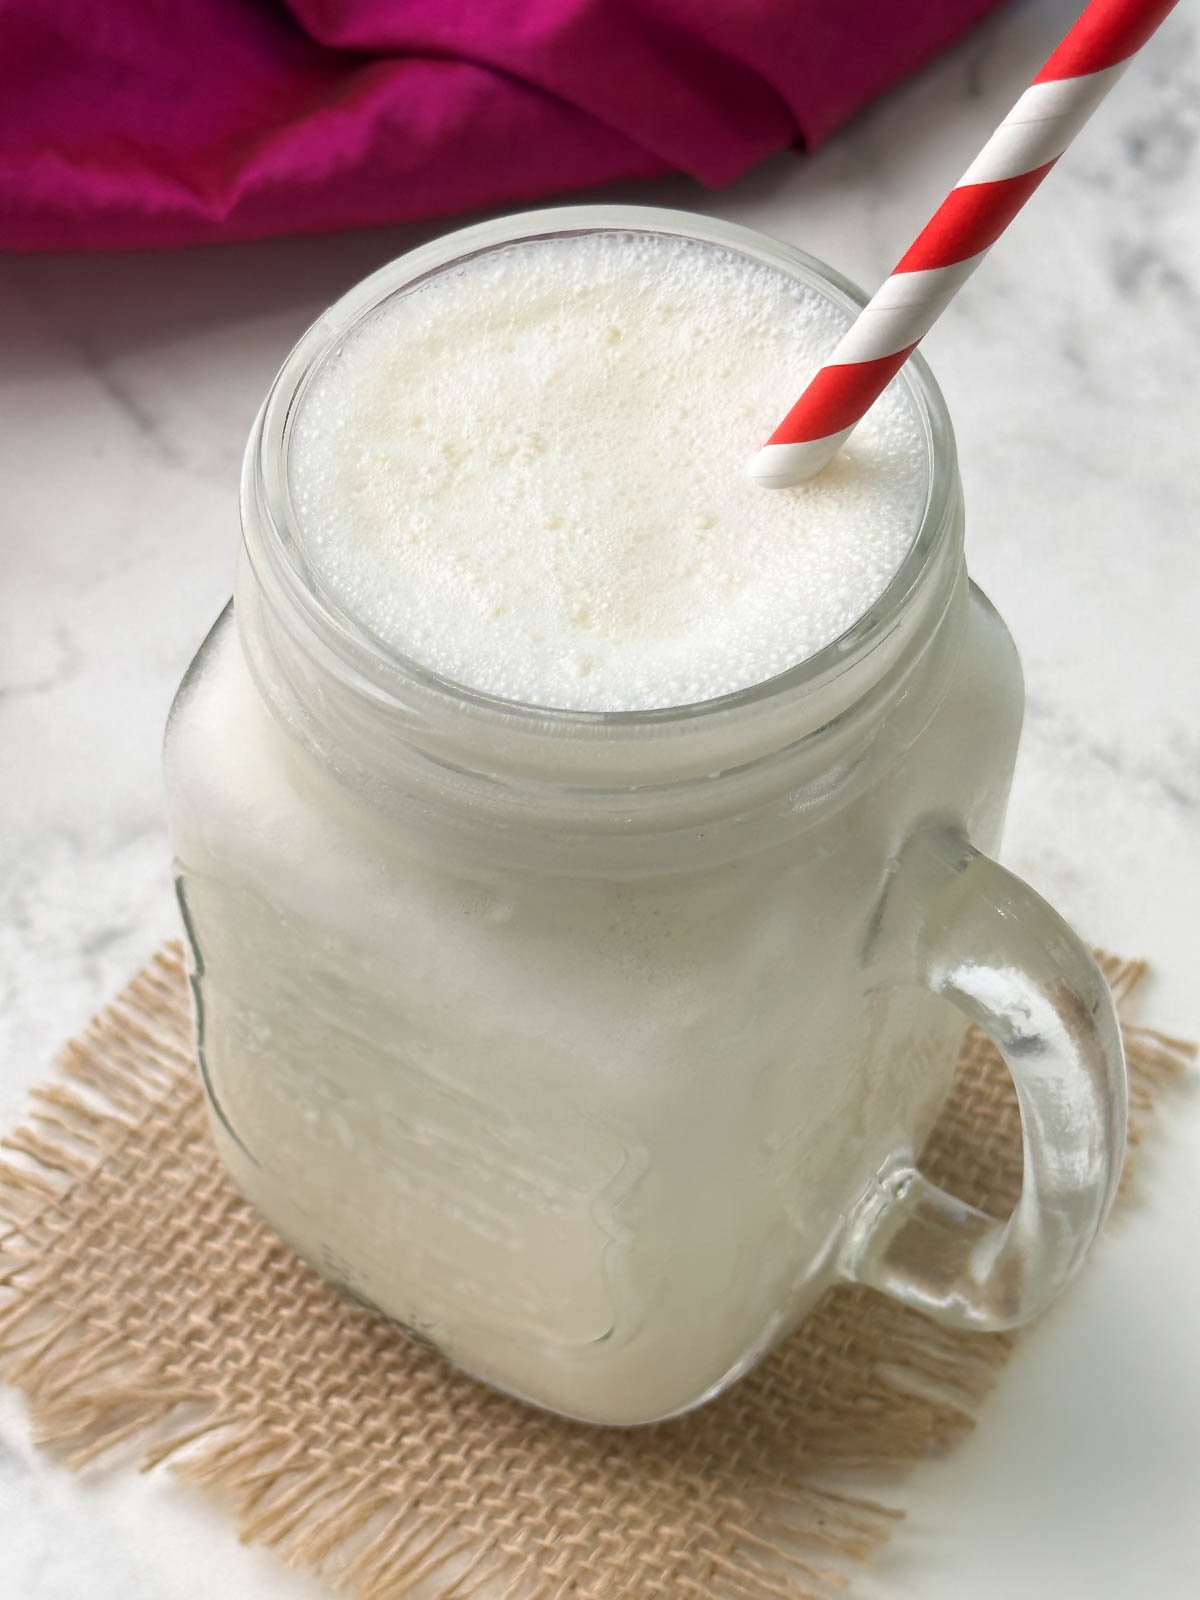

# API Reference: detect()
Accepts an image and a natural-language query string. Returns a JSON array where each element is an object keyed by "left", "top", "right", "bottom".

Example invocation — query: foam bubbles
[{"left": 289, "top": 232, "right": 928, "bottom": 711}]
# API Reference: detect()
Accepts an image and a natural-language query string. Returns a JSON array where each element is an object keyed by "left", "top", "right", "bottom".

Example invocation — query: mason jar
[{"left": 163, "top": 207, "right": 1126, "bottom": 1427}]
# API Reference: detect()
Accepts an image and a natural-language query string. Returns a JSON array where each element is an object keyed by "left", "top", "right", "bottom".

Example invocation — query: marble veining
[{"left": 2, "top": 2, "right": 1198, "bottom": 1596}]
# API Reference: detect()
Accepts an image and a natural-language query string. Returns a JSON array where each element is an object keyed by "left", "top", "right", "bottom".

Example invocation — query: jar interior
[{"left": 265, "top": 212, "right": 947, "bottom": 724}]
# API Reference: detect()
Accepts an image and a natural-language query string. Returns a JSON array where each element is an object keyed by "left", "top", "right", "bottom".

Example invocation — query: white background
[{"left": 2, "top": 1, "right": 1197, "bottom": 1594}]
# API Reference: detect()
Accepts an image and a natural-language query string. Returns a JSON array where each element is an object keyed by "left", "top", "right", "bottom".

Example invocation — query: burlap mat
[{"left": 0, "top": 947, "right": 1191, "bottom": 1600}]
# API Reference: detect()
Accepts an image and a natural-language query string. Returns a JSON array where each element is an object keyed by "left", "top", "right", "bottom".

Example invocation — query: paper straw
[{"left": 749, "top": 0, "right": 1180, "bottom": 489}]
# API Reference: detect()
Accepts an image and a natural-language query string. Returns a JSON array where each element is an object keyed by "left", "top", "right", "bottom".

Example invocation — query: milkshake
[
  {"left": 165, "top": 209, "right": 1030, "bottom": 1424},
  {"left": 288, "top": 230, "right": 926, "bottom": 711}
]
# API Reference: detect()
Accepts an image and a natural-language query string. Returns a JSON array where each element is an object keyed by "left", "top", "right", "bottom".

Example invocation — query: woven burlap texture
[{"left": 0, "top": 947, "right": 1190, "bottom": 1600}]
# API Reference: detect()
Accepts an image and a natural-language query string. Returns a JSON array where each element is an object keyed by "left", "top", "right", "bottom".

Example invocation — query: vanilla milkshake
[
  {"left": 165, "top": 209, "right": 1030, "bottom": 1424},
  {"left": 288, "top": 230, "right": 926, "bottom": 711}
]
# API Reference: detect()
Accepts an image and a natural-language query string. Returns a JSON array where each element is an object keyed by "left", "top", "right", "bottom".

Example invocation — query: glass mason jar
[{"left": 164, "top": 206, "right": 1126, "bottom": 1427}]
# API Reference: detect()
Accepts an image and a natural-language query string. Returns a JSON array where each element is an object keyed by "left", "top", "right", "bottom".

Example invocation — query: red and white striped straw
[{"left": 750, "top": 0, "right": 1179, "bottom": 489}]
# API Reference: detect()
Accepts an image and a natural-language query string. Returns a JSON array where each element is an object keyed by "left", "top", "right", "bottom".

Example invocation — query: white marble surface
[{"left": 2, "top": 0, "right": 1198, "bottom": 1593}]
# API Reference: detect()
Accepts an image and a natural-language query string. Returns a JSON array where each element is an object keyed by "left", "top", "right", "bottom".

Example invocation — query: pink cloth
[{"left": 0, "top": 2, "right": 1003, "bottom": 252}]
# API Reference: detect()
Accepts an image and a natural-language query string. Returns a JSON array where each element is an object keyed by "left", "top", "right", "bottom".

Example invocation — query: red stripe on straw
[
  {"left": 767, "top": 346, "right": 918, "bottom": 447},
  {"left": 1035, "top": 0, "right": 1177, "bottom": 82},
  {"left": 750, "top": 0, "right": 1180, "bottom": 487},
  {"left": 894, "top": 162, "right": 1058, "bottom": 274}
]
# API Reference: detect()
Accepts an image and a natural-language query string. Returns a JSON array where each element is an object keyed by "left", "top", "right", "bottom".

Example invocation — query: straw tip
[{"left": 747, "top": 438, "right": 841, "bottom": 489}]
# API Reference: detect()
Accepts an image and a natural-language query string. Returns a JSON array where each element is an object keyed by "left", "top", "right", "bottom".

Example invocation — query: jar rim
[{"left": 244, "top": 204, "right": 961, "bottom": 748}]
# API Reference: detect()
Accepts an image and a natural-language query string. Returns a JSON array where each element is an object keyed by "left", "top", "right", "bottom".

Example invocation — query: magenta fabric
[{"left": 0, "top": 2, "right": 1003, "bottom": 252}]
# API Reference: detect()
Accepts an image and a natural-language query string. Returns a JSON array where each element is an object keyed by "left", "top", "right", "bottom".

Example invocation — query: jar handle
[{"left": 839, "top": 823, "right": 1127, "bottom": 1331}]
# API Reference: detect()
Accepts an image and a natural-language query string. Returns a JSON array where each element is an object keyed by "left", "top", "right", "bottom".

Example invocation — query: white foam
[{"left": 288, "top": 231, "right": 928, "bottom": 712}]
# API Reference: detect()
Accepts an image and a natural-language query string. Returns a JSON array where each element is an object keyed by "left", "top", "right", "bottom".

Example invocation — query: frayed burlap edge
[{"left": 0, "top": 946, "right": 1192, "bottom": 1600}]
